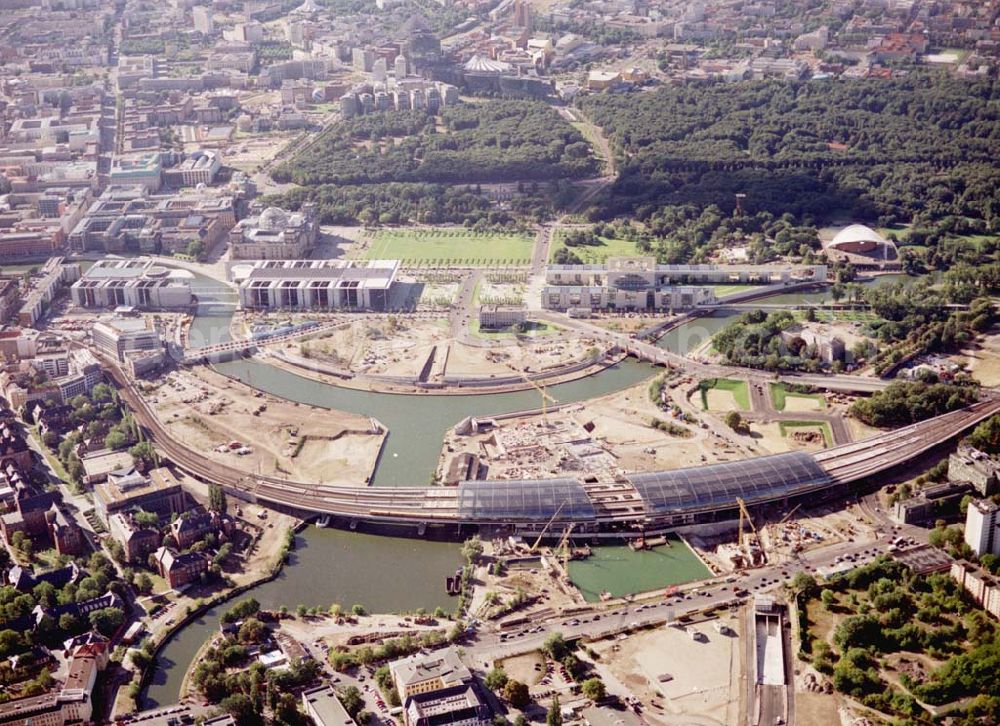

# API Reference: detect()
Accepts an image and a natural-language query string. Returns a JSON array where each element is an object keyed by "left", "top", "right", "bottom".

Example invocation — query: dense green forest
[
  {"left": 850, "top": 381, "right": 978, "bottom": 427},
  {"left": 578, "top": 76, "right": 1000, "bottom": 240},
  {"left": 853, "top": 281, "right": 995, "bottom": 374},
  {"left": 268, "top": 181, "right": 559, "bottom": 228},
  {"left": 273, "top": 100, "right": 597, "bottom": 186}
]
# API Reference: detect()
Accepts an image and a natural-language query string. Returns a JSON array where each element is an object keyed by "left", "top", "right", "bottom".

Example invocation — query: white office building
[
  {"left": 235, "top": 259, "right": 400, "bottom": 311},
  {"left": 71, "top": 260, "right": 193, "bottom": 310},
  {"left": 542, "top": 258, "right": 828, "bottom": 312},
  {"left": 965, "top": 498, "right": 1000, "bottom": 558},
  {"left": 542, "top": 257, "right": 715, "bottom": 312},
  {"left": 92, "top": 318, "right": 163, "bottom": 361}
]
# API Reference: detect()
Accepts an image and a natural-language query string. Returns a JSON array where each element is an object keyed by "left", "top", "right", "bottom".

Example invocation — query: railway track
[{"left": 105, "top": 360, "right": 1000, "bottom": 528}]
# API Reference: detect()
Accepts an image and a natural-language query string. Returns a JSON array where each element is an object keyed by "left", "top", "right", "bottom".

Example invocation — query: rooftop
[
  {"left": 95, "top": 466, "right": 180, "bottom": 506},
  {"left": 302, "top": 684, "right": 356, "bottom": 726},
  {"left": 458, "top": 478, "right": 595, "bottom": 522},
  {"left": 390, "top": 648, "right": 471, "bottom": 689},
  {"left": 628, "top": 451, "right": 833, "bottom": 515}
]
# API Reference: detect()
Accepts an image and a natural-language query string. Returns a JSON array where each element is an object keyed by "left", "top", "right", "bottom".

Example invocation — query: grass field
[
  {"left": 549, "top": 233, "right": 637, "bottom": 264},
  {"left": 366, "top": 228, "right": 534, "bottom": 265},
  {"left": 779, "top": 420, "right": 832, "bottom": 447},
  {"left": 699, "top": 378, "right": 750, "bottom": 411},
  {"left": 711, "top": 284, "right": 759, "bottom": 298},
  {"left": 769, "top": 383, "right": 826, "bottom": 411}
]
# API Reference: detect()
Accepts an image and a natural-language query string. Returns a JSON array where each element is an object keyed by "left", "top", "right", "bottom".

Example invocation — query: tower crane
[{"left": 504, "top": 362, "right": 558, "bottom": 423}]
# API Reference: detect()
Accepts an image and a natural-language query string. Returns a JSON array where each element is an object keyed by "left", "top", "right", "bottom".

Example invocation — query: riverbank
[
  {"left": 258, "top": 344, "right": 628, "bottom": 396},
  {"left": 152, "top": 365, "right": 386, "bottom": 486},
  {"left": 121, "top": 507, "right": 305, "bottom": 718},
  {"left": 142, "top": 528, "right": 464, "bottom": 708}
]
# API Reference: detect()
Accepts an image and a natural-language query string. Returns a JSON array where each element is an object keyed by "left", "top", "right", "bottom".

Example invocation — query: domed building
[
  {"left": 229, "top": 202, "right": 318, "bottom": 260},
  {"left": 827, "top": 224, "right": 885, "bottom": 254},
  {"left": 823, "top": 223, "right": 899, "bottom": 269}
]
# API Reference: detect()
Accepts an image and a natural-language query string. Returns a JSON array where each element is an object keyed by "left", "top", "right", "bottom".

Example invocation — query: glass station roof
[
  {"left": 628, "top": 451, "right": 832, "bottom": 514},
  {"left": 457, "top": 478, "right": 596, "bottom": 522}
]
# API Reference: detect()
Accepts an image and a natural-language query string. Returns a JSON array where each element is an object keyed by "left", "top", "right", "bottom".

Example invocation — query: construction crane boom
[
  {"left": 736, "top": 496, "right": 768, "bottom": 566},
  {"left": 505, "top": 362, "right": 558, "bottom": 421},
  {"left": 530, "top": 500, "right": 566, "bottom": 552},
  {"left": 777, "top": 503, "right": 802, "bottom": 526},
  {"left": 557, "top": 522, "right": 575, "bottom": 570}
]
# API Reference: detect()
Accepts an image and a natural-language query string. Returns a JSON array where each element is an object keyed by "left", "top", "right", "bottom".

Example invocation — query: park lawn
[
  {"left": 875, "top": 223, "right": 912, "bottom": 243},
  {"left": 366, "top": 228, "right": 533, "bottom": 265},
  {"left": 770, "top": 383, "right": 827, "bottom": 411},
  {"left": 699, "top": 378, "right": 750, "bottom": 411},
  {"left": 549, "top": 233, "right": 637, "bottom": 264},
  {"left": 710, "top": 284, "right": 759, "bottom": 298},
  {"left": 958, "top": 233, "right": 998, "bottom": 251},
  {"left": 779, "top": 420, "right": 832, "bottom": 447}
]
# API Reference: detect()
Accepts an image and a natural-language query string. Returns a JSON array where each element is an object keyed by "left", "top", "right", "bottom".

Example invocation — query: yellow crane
[
  {"left": 530, "top": 500, "right": 566, "bottom": 552},
  {"left": 736, "top": 497, "right": 767, "bottom": 565},
  {"left": 556, "top": 523, "right": 576, "bottom": 572},
  {"left": 505, "top": 362, "right": 558, "bottom": 423}
]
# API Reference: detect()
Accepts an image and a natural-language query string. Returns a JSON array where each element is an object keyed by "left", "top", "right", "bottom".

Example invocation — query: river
[
  {"left": 147, "top": 276, "right": 657, "bottom": 706},
  {"left": 143, "top": 270, "right": 908, "bottom": 707}
]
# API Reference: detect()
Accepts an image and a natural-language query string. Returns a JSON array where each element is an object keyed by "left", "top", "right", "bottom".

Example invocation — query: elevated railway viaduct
[{"left": 106, "top": 362, "right": 1000, "bottom": 539}]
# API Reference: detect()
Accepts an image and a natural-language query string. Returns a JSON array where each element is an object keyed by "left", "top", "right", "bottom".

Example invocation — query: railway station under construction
[{"left": 106, "top": 352, "right": 1000, "bottom": 540}]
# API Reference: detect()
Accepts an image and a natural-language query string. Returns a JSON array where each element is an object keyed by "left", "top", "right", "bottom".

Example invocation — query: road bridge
[{"left": 538, "top": 311, "right": 893, "bottom": 394}]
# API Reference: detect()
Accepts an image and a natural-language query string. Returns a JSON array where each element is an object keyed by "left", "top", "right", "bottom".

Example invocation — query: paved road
[
  {"left": 537, "top": 311, "right": 892, "bottom": 394},
  {"left": 463, "top": 530, "right": 905, "bottom": 668},
  {"left": 450, "top": 270, "right": 481, "bottom": 338},
  {"left": 744, "top": 379, "right": 853, "bottom": 445}
]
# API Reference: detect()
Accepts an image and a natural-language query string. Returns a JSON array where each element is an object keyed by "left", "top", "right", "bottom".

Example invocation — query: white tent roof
[{"left": 830, "top": 224, "right": 885, "bottom": 247}]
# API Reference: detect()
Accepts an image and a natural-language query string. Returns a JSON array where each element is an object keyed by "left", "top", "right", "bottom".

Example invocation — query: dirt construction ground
[
  {"left": 149, "top": 367, "right": 384, "bottom": 485},
  {"left": 592, "top": 616, "right": 742, "bottom": 725}
]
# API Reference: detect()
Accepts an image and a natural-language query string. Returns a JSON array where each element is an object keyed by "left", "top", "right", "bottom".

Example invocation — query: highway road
[{"left": 463, "top": 529, "right": 908, "bottom": 668}]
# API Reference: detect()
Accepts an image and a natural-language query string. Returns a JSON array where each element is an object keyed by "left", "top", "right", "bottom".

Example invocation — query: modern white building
[
  {"left": 236, "top": 259, "right": 400, "bottom": 311},
  {"left": 542, "top": 257, "right": 715, "bottom": 312},
  {"left": 965, "top": 498, "right": 1000, "bottom": 558},
  {"left": 546, "top": 259, "right": 826, "bottom": 287},
  {"left": 92, "top": 318, "right": 163, "bottom": 361},
  {"left": 542, "top": 258, "right": 827, "bottom": 312},
  {"left": 56, "top": 349, "right": 104, "bottom": 401},
  {"left": 163, "top": 151, "right": 221, "bottom": 187},
  {"left": 827, "top": 224, "right": 885, "bottom": 254},
  {"left": 71, "top": 260, "right": 193, "bottom": 310}
]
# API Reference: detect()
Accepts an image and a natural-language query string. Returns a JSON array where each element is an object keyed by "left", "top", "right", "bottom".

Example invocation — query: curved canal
[{"left": 144, "top": 271, "right": 908, "bottom": 706}]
